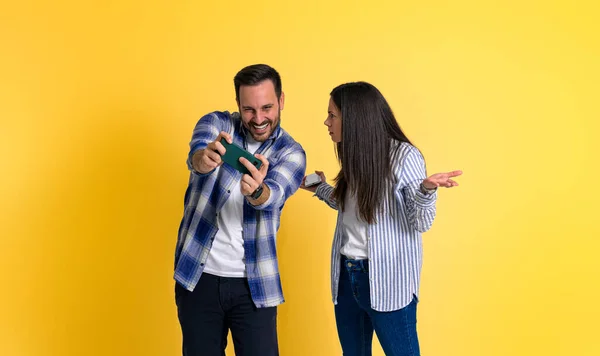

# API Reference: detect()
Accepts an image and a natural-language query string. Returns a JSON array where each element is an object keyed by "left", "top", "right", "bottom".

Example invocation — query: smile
[{"left": 253, "top": 123, "right": 269, "bottom": 130}]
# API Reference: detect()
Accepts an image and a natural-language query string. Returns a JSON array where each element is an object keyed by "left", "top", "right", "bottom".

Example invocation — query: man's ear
[{"left": 279, "top": 91, "right": 285, "bottom": 111}]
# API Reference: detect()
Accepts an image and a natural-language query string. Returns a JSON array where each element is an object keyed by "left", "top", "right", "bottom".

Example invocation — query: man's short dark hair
[{"left": 234, "top": 64, "right": 282, "bottom": 101}]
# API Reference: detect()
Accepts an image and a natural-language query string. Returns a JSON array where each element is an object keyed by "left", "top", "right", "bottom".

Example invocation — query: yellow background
[{"left": 1, "top": 0, "right": 598, "bottom": 355}]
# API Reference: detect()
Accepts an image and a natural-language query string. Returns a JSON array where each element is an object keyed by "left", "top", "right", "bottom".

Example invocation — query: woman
[{"left": 301, "top": 82, "right": 462, "bottom": 355}]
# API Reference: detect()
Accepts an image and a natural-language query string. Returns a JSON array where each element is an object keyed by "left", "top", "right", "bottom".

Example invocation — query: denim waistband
[{"left": 341, "top": 255, "right": 369, "bottom": 272}]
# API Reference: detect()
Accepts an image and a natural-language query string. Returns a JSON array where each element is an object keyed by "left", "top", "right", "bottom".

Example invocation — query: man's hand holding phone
[
  {"left": 239, "top": 154, "right": 270, "bottom": 199},
  {"left": 191, "top": 132, "right": 233, "bottom": 174}
]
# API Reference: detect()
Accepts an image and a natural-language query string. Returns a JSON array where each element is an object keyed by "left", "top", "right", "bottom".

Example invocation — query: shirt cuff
[
  {"left": 414, "top": 188, "right": 437, "bottom": 207},
  {"left": 314, "top": 183, "right": 333, "bottom": 199}
]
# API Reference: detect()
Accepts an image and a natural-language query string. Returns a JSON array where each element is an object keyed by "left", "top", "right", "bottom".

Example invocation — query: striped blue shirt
[
  {"left": 314, "top": 142, "right": 437, "bottom": 312},
  {"left": 174, "top": 111, "right": 306, "bottom": 308}
]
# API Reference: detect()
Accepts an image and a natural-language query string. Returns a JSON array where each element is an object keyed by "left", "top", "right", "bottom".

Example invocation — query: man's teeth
[{"left": 253, "top": 123, "right": 268, "bottom": 130}]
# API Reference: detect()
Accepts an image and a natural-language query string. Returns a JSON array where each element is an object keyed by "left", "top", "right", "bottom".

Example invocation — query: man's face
[{"left": 237, "top": 80, "right": 284, "bottom": 142}]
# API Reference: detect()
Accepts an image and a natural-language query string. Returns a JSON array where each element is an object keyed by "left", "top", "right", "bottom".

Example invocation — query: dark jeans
[
  {"left": 335, "top": 257, "right": 421, "bottom": 356},
  {"left": 175, "top": 273, "right": 278, "bottom": 356}
]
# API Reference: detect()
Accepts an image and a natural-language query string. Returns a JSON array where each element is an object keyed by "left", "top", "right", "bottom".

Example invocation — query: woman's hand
[{"left": 422, "top": 170, "right": 463, "bottom": 189}]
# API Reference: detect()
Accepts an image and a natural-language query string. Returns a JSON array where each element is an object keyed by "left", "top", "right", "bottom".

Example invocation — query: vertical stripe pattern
[{"left": 314, "top": 142, "right": 436, "bottom": 312}]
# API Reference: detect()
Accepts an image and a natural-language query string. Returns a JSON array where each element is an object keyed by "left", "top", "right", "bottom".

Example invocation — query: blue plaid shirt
[{"left": 174, "top": 111, "right": 306, "bottom": 308}]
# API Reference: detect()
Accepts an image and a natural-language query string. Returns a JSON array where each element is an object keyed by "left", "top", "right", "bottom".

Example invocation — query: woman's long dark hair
[{"left": 331, "top": 82, "right": 413, "bottom": 224}]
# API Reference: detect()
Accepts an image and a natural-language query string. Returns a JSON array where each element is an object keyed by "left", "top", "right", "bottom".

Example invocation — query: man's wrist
[
  {"left": 250, "top": 183, "right": 264, "bottom": 200},
  {"left": 247, "top": 183, "right": 270, "bottom": 206}
]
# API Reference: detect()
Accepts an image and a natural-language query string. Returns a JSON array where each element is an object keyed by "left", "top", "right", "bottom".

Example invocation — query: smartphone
[
  {"left": 219, "top": 138, "right": 262, "bottom": 175},
  {"left": 304, "top": 173, "right": 322, "bottom": 187}
]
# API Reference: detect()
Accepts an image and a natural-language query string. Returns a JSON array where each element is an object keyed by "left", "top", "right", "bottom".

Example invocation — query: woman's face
[{"left": 324, "top": 97, "right": 342, "bottom": 143}]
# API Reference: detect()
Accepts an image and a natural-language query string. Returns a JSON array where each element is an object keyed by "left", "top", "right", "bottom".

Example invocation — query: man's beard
[{"left": 245, "top": 109, "right": 281, "bottom": 142}]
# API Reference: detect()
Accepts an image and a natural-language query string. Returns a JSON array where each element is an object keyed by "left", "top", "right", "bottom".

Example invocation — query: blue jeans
[{"left": 335, "top": 256, "right": 421, "bottom": 356}]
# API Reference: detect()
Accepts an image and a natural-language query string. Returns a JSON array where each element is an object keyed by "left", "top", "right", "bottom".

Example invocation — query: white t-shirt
[
  {"left": 203, "top": 138, "right": 262, "bottom": 277},
  {"left": 340, "top": 193, "right": 370, "bottom": 260}
]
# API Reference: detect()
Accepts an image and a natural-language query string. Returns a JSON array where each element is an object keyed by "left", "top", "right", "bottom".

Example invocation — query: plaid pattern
[{"left": 174, "top": 111, "right": 306, "bottom": 308}]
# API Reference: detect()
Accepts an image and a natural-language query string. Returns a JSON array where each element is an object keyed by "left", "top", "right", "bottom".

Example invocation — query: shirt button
[
  {"left": 227, "top": 190, "right": 231, "bottom": 193},
  {"left": 200, "top": 263, "right": 204, "bottom": 266}
]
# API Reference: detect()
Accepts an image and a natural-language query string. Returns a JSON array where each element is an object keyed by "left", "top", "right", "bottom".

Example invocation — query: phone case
[
  {"left": 219, "top": 138, "right": 263, "bottom": 175},
  {"left": 304, "top": 173, "right": 322, "bottom": 187}
]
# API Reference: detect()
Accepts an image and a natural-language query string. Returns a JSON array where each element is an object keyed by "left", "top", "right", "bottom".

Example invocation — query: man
[{"left": 174, "top": 64, "right": 306, "bottom": 356}]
